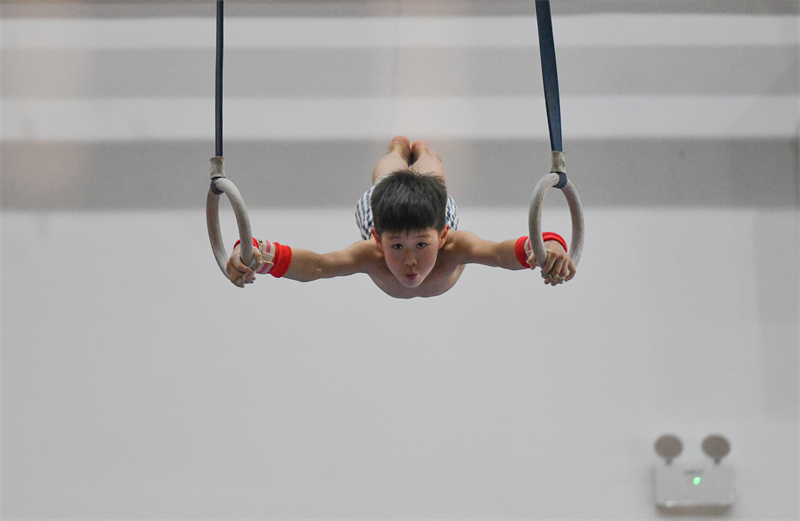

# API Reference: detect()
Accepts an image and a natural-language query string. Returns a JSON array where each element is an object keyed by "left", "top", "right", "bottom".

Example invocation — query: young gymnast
[{"left": 226, "top": 136, "right": 576, "bottom": 298}]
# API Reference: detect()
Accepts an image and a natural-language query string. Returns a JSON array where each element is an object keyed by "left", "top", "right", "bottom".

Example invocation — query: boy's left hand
[{"left": 537, "top": 240, "right": 576, "bottom": 286}]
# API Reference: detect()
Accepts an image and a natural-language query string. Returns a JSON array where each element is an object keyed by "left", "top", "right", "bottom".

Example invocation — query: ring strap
[{"left": 535, "top": 0, "right": 562, "bottom": 154}]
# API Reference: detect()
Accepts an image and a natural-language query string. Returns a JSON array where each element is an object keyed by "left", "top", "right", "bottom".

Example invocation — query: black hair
[{"left": 370, "top": 169, "right": 448, "bottom": 236}]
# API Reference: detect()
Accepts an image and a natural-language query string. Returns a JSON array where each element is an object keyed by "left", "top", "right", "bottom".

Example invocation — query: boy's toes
[
  {"left": 411, "top": 140, "right": 441, "bottom": 161},
  {"left": 410, "top": 140, "right": 428, "bottom": 160},
  {"left": 411, "top": 139, "right": 429, "bottom": 151},
  {"left": 391, "top": 135, "right": 411, "bottom": 147}
]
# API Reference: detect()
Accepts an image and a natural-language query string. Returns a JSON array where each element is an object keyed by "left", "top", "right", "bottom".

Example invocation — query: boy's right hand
[
  {"left": 523, "top": 236, "right": 575, "bottom": 286},
  {"left": 225, "top": 243, "right": 263, "bottom": 288}
]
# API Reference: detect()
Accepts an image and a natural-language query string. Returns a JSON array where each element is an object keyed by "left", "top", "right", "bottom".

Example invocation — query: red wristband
[
  {"left": 269, "top": 242, "right": 293, "bottom": 278},
  {"left": 515, "top": 233, "right": 568, "bottom": 269},
  {"left": 542, "top": 232, "right": 568, "bottom": 253},
  {"left": 515, "top": 236, "right": 531, "bottom": 268},
  {"left": 232, "top": 237, "right": 292, "bottom": 278}
]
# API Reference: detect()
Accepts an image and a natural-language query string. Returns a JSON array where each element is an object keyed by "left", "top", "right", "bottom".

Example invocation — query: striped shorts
[{"left": 355, "top": 186, "right": 459, "bottom": 240}]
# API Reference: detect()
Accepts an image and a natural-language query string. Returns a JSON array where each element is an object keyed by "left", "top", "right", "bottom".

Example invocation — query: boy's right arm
[
  {"left": 451, "top": 230, "right": 575, "bottom": 285},
  {"left": 226, "top": 239, "right": 375, "bottom": 287},
  {"left": 283, "top": 242, "right": 374, "bottom": 282}
]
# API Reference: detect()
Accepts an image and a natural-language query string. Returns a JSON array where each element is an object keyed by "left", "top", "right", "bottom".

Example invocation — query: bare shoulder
[
  {"left": 442, "top": 229, "right": 485, "bottom": 263},
  {"left": 343, "top": 238, "right": 385, "bottom": 272},
  {"left": 447, "top": 230, "right": 483, "bottom": 251},
  {"left": 446, "top": 229, "right": 481, "bottom": 246}
]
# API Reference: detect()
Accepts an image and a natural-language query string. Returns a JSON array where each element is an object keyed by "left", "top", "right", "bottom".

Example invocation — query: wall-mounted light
[{"left": 653, "top": 434, "right": 735, "bottom": 515}]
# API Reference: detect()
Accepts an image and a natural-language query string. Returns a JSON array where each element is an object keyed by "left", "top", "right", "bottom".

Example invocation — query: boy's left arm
[{"left": 453, "top": 231, "right": 575, "bottom": 285}]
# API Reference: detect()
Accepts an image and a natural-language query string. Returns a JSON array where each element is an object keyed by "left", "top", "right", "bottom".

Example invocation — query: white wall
[{"left": 2, "top": 1, "right": 798, "bottom": 519}]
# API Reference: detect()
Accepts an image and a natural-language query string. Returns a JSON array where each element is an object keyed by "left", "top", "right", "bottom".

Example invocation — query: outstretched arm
[
  {"left": 284, "top": 243, "right": 373, "bottom": 282},
  {"left": 452, "top": 230, "right": 575, "bottom": 285},
  {"left": 226, "top": 239, "right": 375, "bottom": 287}
]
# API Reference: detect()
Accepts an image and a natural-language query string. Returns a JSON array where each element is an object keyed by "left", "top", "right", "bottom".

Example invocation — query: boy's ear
[
  {"left": 370, "top": 228, "right": 382, "bottom": 246},
  {"left": 438, "top": 225, "right": 450, "bottom": 248}
]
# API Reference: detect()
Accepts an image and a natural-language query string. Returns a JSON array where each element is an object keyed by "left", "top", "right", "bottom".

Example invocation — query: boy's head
[
  {"left": 370, "top": 169, "right": 447, "bottom": 236},
  {"left": 369, "top": 169, "right": 450, "bottom": 288}
]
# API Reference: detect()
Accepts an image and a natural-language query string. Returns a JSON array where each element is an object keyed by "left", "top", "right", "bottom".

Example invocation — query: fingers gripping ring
[
  {"left": 206, "top": 157, "right": 256, "bottom": 277},
  {"left": 528, "top": 163, "right": 584, "bottom": 270}
]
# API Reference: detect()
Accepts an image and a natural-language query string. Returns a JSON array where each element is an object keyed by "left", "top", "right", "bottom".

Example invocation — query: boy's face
[{"left": 372, "top": 226, "right": 449, "bottom": 288}]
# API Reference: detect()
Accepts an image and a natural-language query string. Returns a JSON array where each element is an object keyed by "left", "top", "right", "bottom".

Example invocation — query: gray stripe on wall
[
  {"left": 3, "top": 139, "right": 797, "bottom": 210},
  {"left": 2, "top": 0, "right": 797, "bottom": 18},
  {"left": 4, "top": 47, "right": 797, "bottom": 98}
]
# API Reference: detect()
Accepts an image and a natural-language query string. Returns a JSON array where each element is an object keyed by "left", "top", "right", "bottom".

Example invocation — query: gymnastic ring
[
  {"left": 528, "top": 170, "right": 584, "bottom": 270},
  {"left": 206, "top": 156, "right": 255, "bottom": 277}
]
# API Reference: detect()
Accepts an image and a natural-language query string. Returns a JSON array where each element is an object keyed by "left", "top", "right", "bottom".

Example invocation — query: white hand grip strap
[
  {"left": 256, "top": 239, "right": 276, "bottom": 275},
  {"left": 207, "top": 156, "right": 255, "bottom": 276}
]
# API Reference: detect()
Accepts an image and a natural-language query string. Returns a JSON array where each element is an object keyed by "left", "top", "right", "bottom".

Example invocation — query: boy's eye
[
  {"left": 416, "top": 242, "right": 428, "bottom": 249},
  {"left": 391, "top": 244, "right": 403, "bottom": 250}
]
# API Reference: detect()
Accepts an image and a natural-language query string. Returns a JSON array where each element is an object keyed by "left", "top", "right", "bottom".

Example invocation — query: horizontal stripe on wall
[
  {"left": 2, "top": 15, "right": 797, "bottom": 49},
  {"left": 2, "top": 0, "right": 798, "bottom": 19},
  {"left": 4, "top": 47, "right": 797, "bottom": 98},
  {"left": 3, "top": 96, "right": 796, "bottom": 142},
  {"left": 3, "top": 139, "right": 796, "bottom": 210}
]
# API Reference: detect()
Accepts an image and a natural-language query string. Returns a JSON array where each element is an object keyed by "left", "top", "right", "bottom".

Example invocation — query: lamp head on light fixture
[
  {"left": 702, "top": 434, "right": 731, "bottom": 464},
  {"left": 654, "top": 434, "right": 683, "bottom": 465}
]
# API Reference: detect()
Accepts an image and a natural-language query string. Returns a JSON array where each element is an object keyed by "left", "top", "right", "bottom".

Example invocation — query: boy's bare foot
[
  {"left": 389, "top": 136, "right": 412, "bottom": 162},
  {"left": 411, "top": 140, "right": 441, "bottom": 162}
]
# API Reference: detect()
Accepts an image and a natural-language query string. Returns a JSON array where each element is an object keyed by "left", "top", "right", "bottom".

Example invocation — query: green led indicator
[{"left": 693, "top": 476, "right": 702, "bottom": 486}]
